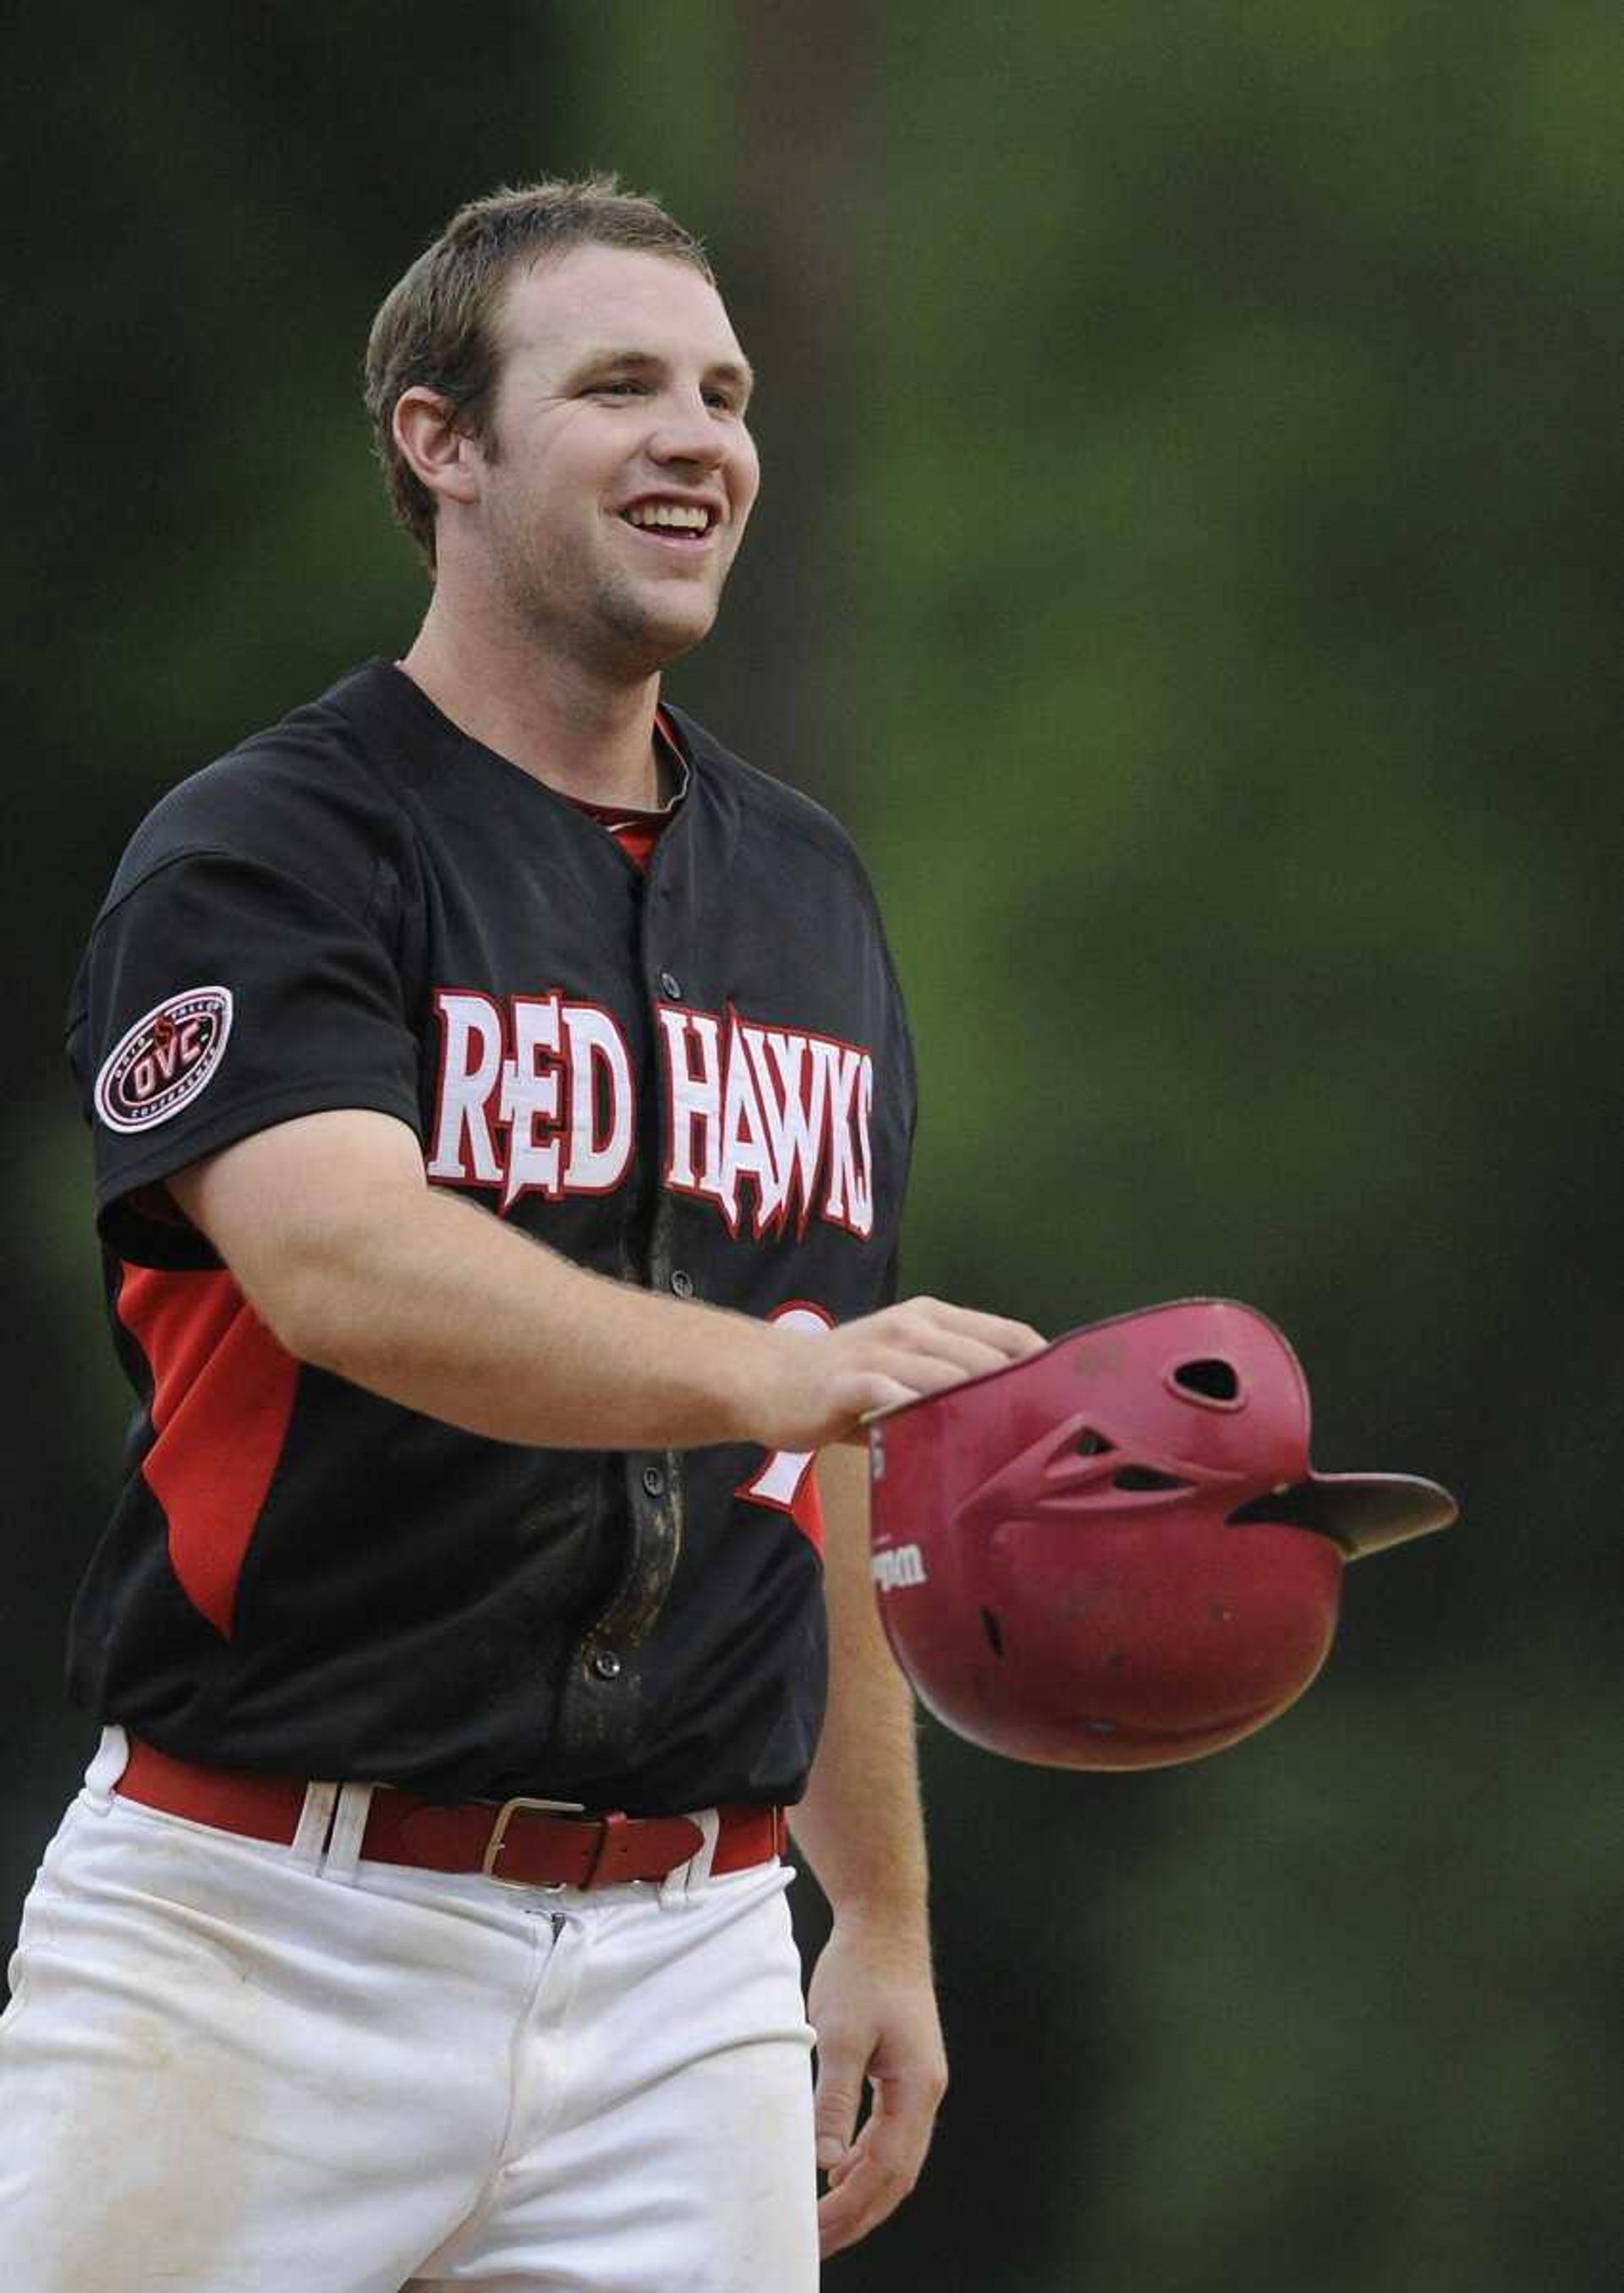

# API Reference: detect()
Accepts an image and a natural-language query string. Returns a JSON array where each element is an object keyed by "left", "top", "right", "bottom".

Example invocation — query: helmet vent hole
[
  {"left": 1111, "top": 1466, "right": 1192, "bottom": 1494},
  {"left": 1172, "top": 1358, "right": 1240, "bottom": 1404},
  {"left": 979, "top": 1607, "right": 1005, "bottom": 1657},
  {"left": 1074, "top": 1428, "right": 1115, "bottom": 1457}
]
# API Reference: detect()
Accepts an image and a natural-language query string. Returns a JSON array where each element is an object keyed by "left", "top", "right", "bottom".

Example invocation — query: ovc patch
[{"left": 94, "top": 987, "right": 234, "bottom": 1133}]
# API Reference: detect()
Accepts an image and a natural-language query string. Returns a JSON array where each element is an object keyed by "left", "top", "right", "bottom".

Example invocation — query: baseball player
[{"left": 0, "top": 178, "right": 1041, "bottom": 2290}]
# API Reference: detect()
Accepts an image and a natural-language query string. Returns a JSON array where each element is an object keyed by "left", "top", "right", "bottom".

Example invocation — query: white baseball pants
[{"left": 0, "top": 1733, "right": 819, "bottom": 2292}]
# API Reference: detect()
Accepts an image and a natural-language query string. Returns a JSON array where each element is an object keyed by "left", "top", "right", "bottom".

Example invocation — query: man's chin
[{"left": 600, "top": 594, "right": 721, "bottom": 677}]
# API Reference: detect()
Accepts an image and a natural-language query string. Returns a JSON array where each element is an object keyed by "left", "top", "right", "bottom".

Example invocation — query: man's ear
[{"left": 392, "top": 388, "right": 484, "bottom": 511}]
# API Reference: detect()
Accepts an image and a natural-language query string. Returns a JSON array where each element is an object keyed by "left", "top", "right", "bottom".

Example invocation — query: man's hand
[
  {"left": 749, "top": 1297, "right": 1044, "bottom": 1455},
  {"left": 806, "top": 1912, "right": 948, "bottom": 2259}
]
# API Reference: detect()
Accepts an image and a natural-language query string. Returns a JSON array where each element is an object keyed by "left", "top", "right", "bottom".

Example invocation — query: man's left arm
[{"left": 792, "top": 1442, "right": 948, "bottom": 2260}]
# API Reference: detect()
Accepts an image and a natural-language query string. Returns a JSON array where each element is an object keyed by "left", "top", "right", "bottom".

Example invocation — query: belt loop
[
  {"left": 321, "top": 1781, "right": 376, "bottom": 1885},
  {"left": 83, "top": 1725, "right": 130, "bottom": 1810},
  {"left": 291, "top": 1781, "right": 339, "bottom": 1868},
  {"left": 660, "top": 1807, "right": 720, "bottom": 1904}
]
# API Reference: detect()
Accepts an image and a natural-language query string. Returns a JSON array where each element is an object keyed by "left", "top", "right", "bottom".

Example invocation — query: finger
[
  {"left": 820, "top": 2157, "right": 909, "bottom": 2257},
  {"left": 887, "top": 1328, "right": 1023, "bottom": 1379},
  {"left": 904, "top": 1300, "right": 1046, "bottom": 1357},
  {"left": 811, "top": 2046, "right": 864, "bottom": 2175},
  {"left": 873, "top": 1347, "right": 999, "bottom": 1400},
  {"left": 830, "top": 1372, "right": 918, "bottom": 1439},
  {"left": 816, "top": 2076, "right": 940, "bottom": 2257},
  {"left": 825, "top": 1352, "right": 967, "bottom": 1434},
  {"left": 833, "top": 1340, "right": 1012, "bottom": 1438},
  {"left": 866, "top": 2070, "right": 939, "bottom": 2186}
]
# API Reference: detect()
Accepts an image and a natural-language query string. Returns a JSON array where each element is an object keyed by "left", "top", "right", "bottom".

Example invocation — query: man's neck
[{"left": 398, "top": 595, "right": 666, "bottom": 811}]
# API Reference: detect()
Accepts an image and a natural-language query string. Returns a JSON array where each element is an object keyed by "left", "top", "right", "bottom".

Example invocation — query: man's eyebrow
[{"left": 564, "top": 346, "right": 756, "bottom": 396}]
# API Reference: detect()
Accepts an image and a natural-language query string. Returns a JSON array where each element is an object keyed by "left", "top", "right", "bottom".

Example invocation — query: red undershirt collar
[{"left": 566, "top": 709, "right": 688, "bottom": 871}]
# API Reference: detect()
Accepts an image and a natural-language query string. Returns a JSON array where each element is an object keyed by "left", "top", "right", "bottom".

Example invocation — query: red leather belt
[{"left": 116, "top": 1739, "right": 787, "bottom": 1891}]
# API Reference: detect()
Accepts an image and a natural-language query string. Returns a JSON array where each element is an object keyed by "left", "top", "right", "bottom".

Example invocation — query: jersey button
[
  {"left": 658, "top": 969, "right": 682, "bottom": 999},
  {"left": 669, "top": 1269, "right": 694, "bottom": 1299},
  {"left": 641, "top": 1464, "right": 666, "bottom": 1498},
  {"left": 590, "top": 1649, "right": 623, "bottom": 1681}
]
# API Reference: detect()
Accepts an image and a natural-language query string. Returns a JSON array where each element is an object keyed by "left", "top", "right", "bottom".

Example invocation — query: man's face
[{"left": 469, "top": 244, "right": 760, "bottom": 676}]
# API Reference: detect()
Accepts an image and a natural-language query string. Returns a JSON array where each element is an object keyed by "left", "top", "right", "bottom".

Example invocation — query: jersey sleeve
[{"left": 68, "top": 844, "right": 422, "bottom": 1269}]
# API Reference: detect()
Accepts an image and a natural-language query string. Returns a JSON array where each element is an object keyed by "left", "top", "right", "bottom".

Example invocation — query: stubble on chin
[
  {"left": 590, "top": 568, "right": 721, "bottom": 677},
  {"left": 502, "top": 525, "right": 722, "bottom": 680}
]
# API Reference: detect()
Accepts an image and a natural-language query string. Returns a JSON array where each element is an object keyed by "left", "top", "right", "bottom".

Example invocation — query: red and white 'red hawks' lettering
[
  {"left": 427, "top": 990, "right": 635, "bottom": 1213},
  {"left": 428, "top": 989, "right": 875, "bottom": 1239},
  {"left": 659, "top": 1002, "right": 874, "bottom": 1240}
]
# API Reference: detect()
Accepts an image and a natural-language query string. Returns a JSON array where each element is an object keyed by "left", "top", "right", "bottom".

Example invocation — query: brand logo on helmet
[
  {"left": 872, "top": 1542, "right": 928, "bottom": 1591},
  {"left": 94, "top": 988, "right": 234, "bottom": 1133}
]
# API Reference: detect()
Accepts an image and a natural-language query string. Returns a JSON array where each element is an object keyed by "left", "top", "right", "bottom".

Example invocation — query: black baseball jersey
[{"left": 64, "top": 661, "right": 916, "bottom": 1812}]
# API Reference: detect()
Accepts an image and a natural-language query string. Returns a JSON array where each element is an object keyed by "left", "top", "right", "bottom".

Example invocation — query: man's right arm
[{"left": 168, "top": 1109, "right": 1042, "bottom": 1454}]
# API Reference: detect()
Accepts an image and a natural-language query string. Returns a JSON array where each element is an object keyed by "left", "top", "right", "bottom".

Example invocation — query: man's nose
[{"left": 647, "top": 391, "right": 727, "bottom": 468}]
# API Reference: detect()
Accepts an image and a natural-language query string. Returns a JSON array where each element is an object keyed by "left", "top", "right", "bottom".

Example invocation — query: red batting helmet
[{"left": 867, "top": 1299, "right": 1455, "bottom": 1770}]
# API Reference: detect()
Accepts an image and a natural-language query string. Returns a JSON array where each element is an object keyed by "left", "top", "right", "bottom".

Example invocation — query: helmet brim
[{"left": 1226, "top": 1472, "right": 1457, "bottom": 1558}]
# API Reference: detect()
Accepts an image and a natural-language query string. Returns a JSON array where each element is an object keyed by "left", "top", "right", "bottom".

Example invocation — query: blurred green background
[{"left": 6, "top": 5, "right": 1621, "bottom": 2288}]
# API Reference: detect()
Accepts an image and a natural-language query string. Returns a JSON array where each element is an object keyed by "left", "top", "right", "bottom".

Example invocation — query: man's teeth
[{"left": 627, "top": 503, "right": 711, "bottom": 531}]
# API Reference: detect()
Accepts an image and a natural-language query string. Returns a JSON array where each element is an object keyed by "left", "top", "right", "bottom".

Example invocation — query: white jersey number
[{"left": 740, "top": 1302, "right": 834, "bottom": 1516}]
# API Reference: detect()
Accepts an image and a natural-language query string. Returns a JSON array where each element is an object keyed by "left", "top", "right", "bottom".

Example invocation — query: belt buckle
[{"left": 480, "top": 1794, "right": 589, "bottom": 1890}]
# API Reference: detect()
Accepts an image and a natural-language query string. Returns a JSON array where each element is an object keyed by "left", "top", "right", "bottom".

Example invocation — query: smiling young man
[{"left": 1, "top": 179, "right": 1041, "bottom": 2292}]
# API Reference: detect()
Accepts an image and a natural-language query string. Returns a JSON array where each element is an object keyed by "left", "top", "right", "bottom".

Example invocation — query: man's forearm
[
  {"left": 269, "top": 1177, "right": 771, "bottom": 1451},
  {"left": 793, "top": 1445, "right": 930, "bottom": 1939},
  {"left": 171, "top": 1109, "right": 1044, "bottom": 1462},
  {"left": 172, "top": 1122, "right": 767, "bottom": 1450},
  {"left": 794, "top": 1444, "right": 946, "bottom": 2255}
]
